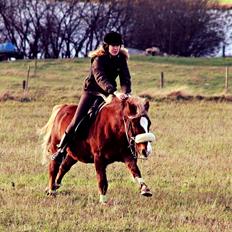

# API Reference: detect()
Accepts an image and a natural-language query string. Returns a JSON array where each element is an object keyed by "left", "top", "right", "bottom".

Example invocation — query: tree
[
  {"left": 126, "top": 0, "right": 223, "bottom": 57},
  {"left": 72, "top": 0, "right": 133, "bottom": 57},
  {"left": 0, "top": 0, "right": 133, "bottom": 58},
  {"left": 0, "top": 0, "right": 223, "bottom": 58},
  {"left": 214, "top": 5, "right": 232, "bottom": 57},
  {"left": 0, "top": 0, "right": 48, "bottom": 58}
]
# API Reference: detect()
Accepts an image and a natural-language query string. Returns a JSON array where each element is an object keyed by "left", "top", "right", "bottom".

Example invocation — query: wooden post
[
  {"left": 22, "top": 80, "right": 26, "bottom": 90},
  {"left": 34, "top": 59, "right": 37, "bottom": 77},
  {"left": 160, "top": 72, "right": 164, "bottom": 88},
  {"left": 225, "top": 66, "right": 229, "bottom": 92},
  {"left": 26, "top": 65, "right": 30, "bottom": 91}
]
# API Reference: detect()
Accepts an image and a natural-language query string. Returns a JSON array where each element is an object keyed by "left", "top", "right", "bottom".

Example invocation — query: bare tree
[
  {"left": 0, "top": 0, "right": 23, "bottom": 52},
  {"left": 0, "top": 0, "right": 48, "bottom": 58},
  {"left": 126, "top": 0, "right": 223, "bottom": 57},
  {"left": 73, "top": 0, "right": 133, "bottom": 57},
  {"left": 62, "top": 0, "right": 85, "bottom": 58},
  {"left": 23, "top": 0, "right": 49, "bottom": 58},
  {"left": 215, "top": 5, "right": 232, "bottom": 57}
]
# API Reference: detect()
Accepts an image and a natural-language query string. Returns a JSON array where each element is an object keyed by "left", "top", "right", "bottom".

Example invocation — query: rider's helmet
[{"left": 103, "top": 31, "right": 123, "bottom": 46}]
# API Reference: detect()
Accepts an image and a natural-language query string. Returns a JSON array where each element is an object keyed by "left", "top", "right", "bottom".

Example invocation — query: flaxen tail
[{"left": 38, "top": 105, "right": 63, "bottom": 165}]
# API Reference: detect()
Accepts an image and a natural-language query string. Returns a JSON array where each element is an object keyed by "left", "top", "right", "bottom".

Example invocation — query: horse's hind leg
[
  {"left": 55, "top": 155, "right": 77, "bottom": 188},
  {"left": 47, "top": 160, "right": 60, "bottom": 195}
]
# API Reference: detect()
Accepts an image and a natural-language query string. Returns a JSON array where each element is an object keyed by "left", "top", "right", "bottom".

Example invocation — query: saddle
[{"left": 73, "top": 97, "right": 106, "bottom": 139}]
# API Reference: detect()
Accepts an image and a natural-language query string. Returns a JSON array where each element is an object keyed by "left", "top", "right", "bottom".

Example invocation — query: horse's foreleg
[
  {"left": 125, "top": 159, "right": 152, "bottom": 197},
  {"left": 55, "top": 155, "right": 77, "bottom": 188},
  {"left": 94, "top": 158, "right": 108, "bottom": 203}
]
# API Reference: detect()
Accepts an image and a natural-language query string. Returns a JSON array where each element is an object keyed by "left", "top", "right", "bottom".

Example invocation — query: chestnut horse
[{"left": 40, "top": 96, "right": 155, "bottom": 203}]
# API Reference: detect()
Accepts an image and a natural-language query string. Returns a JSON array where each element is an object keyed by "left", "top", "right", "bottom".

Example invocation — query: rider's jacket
[{"left": 84, "top": 48, "right": 131, "bottom": 96}]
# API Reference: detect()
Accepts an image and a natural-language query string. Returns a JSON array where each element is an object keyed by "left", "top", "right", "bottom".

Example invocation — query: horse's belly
[
  {"left": 68, "top": 148, "right": 94, "bottom": 163},
  {"left": 77, "top": 155, "right": 94, "bottom": 163}
]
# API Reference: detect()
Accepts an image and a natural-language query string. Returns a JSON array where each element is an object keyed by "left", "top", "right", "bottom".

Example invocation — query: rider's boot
[{"left": 51, "top": 132, "right": 70, "bottom": 164}]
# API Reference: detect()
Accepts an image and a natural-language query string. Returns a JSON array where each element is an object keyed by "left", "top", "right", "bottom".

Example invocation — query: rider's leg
[
  {"left": 51, "top": 131, "right": 70, "bottom": 163},
  {"left": 51, "top": 92, "right": 97, "bottom": 163}
]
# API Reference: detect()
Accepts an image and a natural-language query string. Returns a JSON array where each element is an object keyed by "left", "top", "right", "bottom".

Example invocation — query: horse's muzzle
[
  {"left": 135, "top": 141, "right": 152, "bottom": 160},
  {"left": 135, "top": 132, "right": 155, "bottom": 159}
]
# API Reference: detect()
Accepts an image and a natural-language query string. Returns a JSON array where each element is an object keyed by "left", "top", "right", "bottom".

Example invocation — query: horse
[{"left": 40, "top": 96, "right": 156, "bottom": 203}]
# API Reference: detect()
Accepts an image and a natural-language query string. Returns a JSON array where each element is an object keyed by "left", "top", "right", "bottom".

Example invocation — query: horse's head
[{"left": 122, "top": 96, "right": 155, "bottom": 159}]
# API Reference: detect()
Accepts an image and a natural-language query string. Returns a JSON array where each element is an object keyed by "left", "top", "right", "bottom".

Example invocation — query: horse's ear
[{"left": 144, "top": 99, "right": 150, "bottom": 112}]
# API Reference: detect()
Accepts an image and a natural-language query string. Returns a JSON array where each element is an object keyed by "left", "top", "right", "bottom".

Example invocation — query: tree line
[{"left": 0, "top": 0, "right": 228, "bottom": 58}]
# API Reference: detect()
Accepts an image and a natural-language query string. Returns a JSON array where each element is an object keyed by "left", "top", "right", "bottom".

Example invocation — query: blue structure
[
  {"left": 0, "top": 42, "right": 17, "bottom": 53},
  {"left": 0, "top": 42, "right": 23, "bottom": 61}
]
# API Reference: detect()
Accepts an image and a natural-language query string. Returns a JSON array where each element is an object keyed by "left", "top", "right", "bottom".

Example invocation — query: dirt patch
[
  {"left": 0, "top": 91, "right": 33, "bottom": 102},
  {"left": 140, "top": 91, "right": 232, "bottom": 102}
]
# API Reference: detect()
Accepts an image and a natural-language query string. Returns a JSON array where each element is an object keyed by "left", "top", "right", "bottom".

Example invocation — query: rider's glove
[{"left": 114, "top": 91, "right": 129, "bottom": 101}]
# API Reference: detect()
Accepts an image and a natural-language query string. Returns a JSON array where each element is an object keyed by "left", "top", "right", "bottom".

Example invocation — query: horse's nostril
[{"left": 142, "top": 149, "right": 147, "bottom": 157}]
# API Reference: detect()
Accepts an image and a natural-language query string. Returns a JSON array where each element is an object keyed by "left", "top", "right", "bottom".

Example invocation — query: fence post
[
  {"left": 34, "top": 59, "right": 37, "bottom": 77},
  {"left": 160, "top": 72, "right": 164, "bottom": 89},
  {"left": 225, "top": 66, "right": 229, "bottom": 93},
  {"left": 23, "top": 65, "right": 30, "bottom": 93},
  {"left": 22, "top": 80, "right": 26, "bottom": 91},
  {"left": 27, "top": 65, "right": 30, "bottom": 90}
]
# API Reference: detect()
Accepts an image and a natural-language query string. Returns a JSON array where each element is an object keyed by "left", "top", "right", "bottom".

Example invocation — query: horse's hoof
[
  {"left": 54, "top": 183, "right": 62, "bottom": 190},
  {"left": 47, "top": 190, "right": 57, "bottom": 197},
  {"left": 45, "top": 186, "right": 49, "bottom": 194},
  {"left": 140, "top": 185, "right": 152, "bottom": 197},
  {"left": 99, "top": 194, "right": 107, "bottom": 204},
  {"left": 45, "top": 187, "right": 57, "bottom": 196},
  {"left": 100, "top": 201, "right": 108, "bottom": 206}
]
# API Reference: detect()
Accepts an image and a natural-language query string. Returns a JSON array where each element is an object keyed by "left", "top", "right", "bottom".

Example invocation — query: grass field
[
  {"left": 218, "top": 0, "right": 232, "bottom": 4},
  {"left": 0, "top": 56, "right": 231, "bottom": 231}
]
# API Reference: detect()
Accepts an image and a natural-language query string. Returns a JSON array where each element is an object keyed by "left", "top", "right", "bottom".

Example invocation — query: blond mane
[{"left": 127, "top": 96, "right": 148, "bottom": 115}]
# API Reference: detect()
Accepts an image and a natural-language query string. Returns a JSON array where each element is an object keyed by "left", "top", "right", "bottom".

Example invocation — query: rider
[{"left": 52, "top": 31, "right": 132, "bottom": 163}]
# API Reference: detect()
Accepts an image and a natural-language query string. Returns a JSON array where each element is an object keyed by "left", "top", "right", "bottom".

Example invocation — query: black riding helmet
[{"left": 103, "top": 31, "right": 123, "bottom": 46}]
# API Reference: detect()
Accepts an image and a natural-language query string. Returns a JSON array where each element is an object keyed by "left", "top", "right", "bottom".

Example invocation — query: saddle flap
[{"left": 74, "top": 98, "right": 105, "bottom": 139}]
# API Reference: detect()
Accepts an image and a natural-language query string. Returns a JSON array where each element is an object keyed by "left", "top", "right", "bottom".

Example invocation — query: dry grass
[{"left": 0, "top": 58, "right": 231, "bottom": 231}]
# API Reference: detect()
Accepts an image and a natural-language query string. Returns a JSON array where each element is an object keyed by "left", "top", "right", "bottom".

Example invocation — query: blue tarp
[{"left": 0, "top": 42, "right": 17, "bottom": 53}]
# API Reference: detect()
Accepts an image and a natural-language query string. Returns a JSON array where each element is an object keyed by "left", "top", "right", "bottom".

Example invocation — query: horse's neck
[{"left": 93, "top": 101, "right": 124, "bottom": 133}]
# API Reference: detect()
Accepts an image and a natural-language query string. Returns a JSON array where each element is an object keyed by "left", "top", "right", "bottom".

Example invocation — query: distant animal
[
  {"left": 145, "top": 47, "right": 161, "bottom": 56},
  {"left": 40, "top": 96, "right": 155, "bottom": 203}
]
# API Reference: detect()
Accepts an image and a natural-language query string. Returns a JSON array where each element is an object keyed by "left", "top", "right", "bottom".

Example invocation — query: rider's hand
[{"left": 114, "top": 91, "right": 129, "bottom": 101}]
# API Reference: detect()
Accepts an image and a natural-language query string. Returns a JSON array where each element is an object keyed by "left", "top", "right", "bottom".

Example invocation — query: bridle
[
  {"left": 123, "top": 114, "right": 149, "bottom": 159},
  {"left": 123, "top": 114, "right": 156, "bottom": 159},
  {"left": 123, "top": 115, "right": 137, "bottom": 159}
]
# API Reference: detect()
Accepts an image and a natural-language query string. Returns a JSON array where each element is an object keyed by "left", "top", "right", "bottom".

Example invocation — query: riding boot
[{"left": 51, "top": 132, "right": 70, "bottom": 163}]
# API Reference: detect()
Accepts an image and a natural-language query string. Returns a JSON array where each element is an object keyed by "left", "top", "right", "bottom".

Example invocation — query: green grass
[
  {"left": 0, "top": 57, "right": 232, "bottom": 231},
  {"left": 218, "top": 0, "right": 232, "bottom": 4},
  {"left": 131, "top": 56, "right": 232, "bottom": 95},
  {"left": 1, "top": 56, "right": 232, "bottom": 98},
  {"left": 131, "top": 55, "right": 232, "bottom": 67}
]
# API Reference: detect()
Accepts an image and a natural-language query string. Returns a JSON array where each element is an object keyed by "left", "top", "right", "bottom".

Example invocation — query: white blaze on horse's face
[
  {"left": 140, "top": 117, "right": 148, "bottom": 133},
  {"left": 139, "top": 116, "right": 153, "bottom": 157}
]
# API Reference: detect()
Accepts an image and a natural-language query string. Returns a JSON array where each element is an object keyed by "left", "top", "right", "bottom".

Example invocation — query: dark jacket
[{"left": 84, "top": 48, "right": 131, "bottom": 96}]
